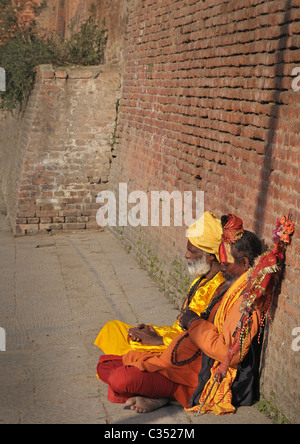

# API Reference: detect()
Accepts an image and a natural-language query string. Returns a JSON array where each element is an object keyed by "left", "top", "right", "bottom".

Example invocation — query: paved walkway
[{"left": 0, "top": 196, "right": 272, "bottom": 424}]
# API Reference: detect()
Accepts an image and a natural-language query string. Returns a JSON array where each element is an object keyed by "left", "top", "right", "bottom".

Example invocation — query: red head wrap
[{"left": 219, "top": 214, "right": 244, "bottom": 263}]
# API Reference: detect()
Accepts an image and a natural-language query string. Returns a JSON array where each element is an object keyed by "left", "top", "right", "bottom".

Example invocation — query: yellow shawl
[{"left": 95, "top": 272, "right": 224, "bottom": 355}]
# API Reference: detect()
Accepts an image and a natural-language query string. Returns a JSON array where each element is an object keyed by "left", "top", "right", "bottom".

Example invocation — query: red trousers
[{"left": 97, "top": 355, "right": 178, "bottom": 404}]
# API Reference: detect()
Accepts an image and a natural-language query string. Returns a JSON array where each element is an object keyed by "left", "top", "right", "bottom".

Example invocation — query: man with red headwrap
[
  {"left": 97, "top": 214, "right": 264, "bottom": 415},
  {"left": 98, "top": 214, "right": 268, "bottom": 414}
]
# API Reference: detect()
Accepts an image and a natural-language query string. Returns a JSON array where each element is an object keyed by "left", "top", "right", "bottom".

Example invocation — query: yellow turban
[{"left": 187, "top": 212, "right": 222, "bottom": 262}]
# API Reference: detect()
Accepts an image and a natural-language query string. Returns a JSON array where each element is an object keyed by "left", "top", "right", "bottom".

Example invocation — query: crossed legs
[{"left": 97, "top": 355, "right": 178, "bottom": 413}]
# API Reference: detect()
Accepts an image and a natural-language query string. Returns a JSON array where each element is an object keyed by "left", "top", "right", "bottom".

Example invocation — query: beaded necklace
[
  {"left": 171, "top": 332, "right": 202, "bottom": 367},
  {"left": 171, "top": 280, "right": 230, "bottom": 367}
]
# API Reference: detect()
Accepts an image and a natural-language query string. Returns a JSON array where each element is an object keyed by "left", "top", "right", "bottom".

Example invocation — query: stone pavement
[{"left": 0, "top": 197, "right": 272, "bottom": 425}]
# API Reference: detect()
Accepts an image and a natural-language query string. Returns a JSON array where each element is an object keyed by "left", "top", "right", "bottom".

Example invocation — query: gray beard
[{"left": 187, "top": 257, "right": 211, "bottom": 278}]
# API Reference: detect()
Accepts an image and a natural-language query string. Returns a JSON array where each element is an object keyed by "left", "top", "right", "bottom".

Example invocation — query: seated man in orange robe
[
  {"left": 94, "top": 212, "right": 225, "bottom": 355},
  {"left": 97, "top": 214, "right": 264, "bottom": 415}
]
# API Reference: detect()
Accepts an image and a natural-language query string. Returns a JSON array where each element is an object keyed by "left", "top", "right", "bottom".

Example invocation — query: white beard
[{"left": 187, "top": 256, "right": 211, "bottom": 278}]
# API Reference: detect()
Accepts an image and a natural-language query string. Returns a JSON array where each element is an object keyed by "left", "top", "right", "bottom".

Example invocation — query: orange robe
[{"left": 123, "top": 272, "right": 262, "bottom": 411}]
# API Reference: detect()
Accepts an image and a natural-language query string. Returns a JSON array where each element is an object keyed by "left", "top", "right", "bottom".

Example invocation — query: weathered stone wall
[
  {"left": 12, "top": 0, "right": 135, "bottom": 65},
  {"left": 63, "top": 0, "right": 136, "bottom": 66},
  {"left": 0, "top": 64, "right": 121, "bottom": 235}
]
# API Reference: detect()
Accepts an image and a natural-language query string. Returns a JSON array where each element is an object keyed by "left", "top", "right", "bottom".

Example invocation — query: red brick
[
  {"left": 53, "top": 217, "right": 65, "bottom": 223},
  {"left": 39, "top": 223, "right": 63, "bottom": 231},
  {"left": 27, "top": 218, "right": 40, "bottom": 224},
  {"left": 40, "top": 217, "right": 52, "bottom": 224},
  {"left": 62, "top": 223, "right": 86, "bottom": 231},
  {"left": 17, "top": 224, "right": 40, "bottom": 235}
]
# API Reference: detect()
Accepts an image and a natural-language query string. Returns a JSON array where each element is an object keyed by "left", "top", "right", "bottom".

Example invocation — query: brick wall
[
  {"left": 0, "top": 64, "right": 121, "bottom": 235},
  {"left": 1, "top": 0, "right": 299, "bottom": 424},
  {"left": 109, "top": 0, "right": 300, "bottom": 423}
]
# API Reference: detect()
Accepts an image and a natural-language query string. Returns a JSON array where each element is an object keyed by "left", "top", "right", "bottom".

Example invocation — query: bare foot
[{"left": 125, "top": 397, "right": 169, "bottom": 413}]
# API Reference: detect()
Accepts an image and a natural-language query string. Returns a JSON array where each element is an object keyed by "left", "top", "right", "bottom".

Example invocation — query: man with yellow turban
[
  {"left": 94, "top": 212, "right": 225, "bottom": 356},
  {"left": 96, "top": 214, "right": 265, "bottom": 415}
]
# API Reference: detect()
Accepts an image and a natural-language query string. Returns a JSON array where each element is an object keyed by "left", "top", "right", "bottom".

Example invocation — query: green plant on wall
[
  {"left": 0, "top": 1, "right": 107, "bottom": 110},
  {"left": 0, "top": 0, "right": 48, "bottom": 40},
  {"left": 256, "top": 395, "right": 291, "bottom": 424}
]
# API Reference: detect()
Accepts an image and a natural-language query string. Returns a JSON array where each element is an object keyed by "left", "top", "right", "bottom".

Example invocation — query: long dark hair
[{"left": 221, "top": 215, "right": 262, "bottom": 266}]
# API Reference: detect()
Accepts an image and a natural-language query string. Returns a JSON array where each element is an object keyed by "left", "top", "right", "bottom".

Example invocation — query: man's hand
[
  {"left": 127, "top": 324, "right": 164, "bottom": 346},
  {"left": 179, "top": 308, "right": 200, "bottom": 331}
]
